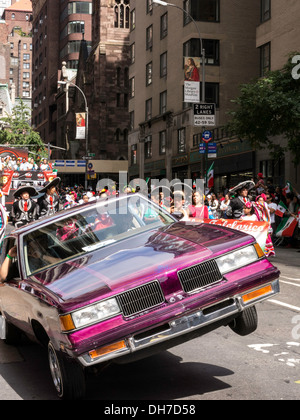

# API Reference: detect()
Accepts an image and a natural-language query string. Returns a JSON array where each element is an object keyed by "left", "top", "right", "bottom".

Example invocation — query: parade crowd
[
  {"left": 7, "top": 171, "right": 300, "bottom": 258},
  {"left": 0, "top": 156, "right": 51, "bottom": 171}
]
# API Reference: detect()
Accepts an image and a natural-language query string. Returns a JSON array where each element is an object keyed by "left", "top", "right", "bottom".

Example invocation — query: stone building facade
[{"left": 128, "top": 0, "right": 300, "bottom": 191}]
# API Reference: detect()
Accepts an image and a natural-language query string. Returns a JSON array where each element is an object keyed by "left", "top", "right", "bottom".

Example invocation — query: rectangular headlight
[
  {"left": 215, "top": 245, "right": 258, "bottom": 275},
  {"left": 72, "top": 298, "right": 121, "bottom": 329}
]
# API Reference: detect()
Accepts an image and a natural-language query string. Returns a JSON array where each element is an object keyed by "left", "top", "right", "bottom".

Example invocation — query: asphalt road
[{"left": 0, "top": 247, "right": 299, "bottom": 401}]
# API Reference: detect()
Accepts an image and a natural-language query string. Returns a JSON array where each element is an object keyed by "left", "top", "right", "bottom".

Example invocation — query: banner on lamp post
[
  {"left": 184, "top": 57, "right": 200, "bottom": 103},
  {"left": 75, "top": 113, "right": 86, "bottom": 140}
]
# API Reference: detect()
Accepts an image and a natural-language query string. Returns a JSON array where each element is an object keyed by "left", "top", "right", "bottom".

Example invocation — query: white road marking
[
  {"left": 248, "top": 342, "right": 300, "bottom": 368},
  {"left": 268, "top": 299, "right": 300, "bottom": 312},
  {"left": 280, "top": 276, "right": 300, "bottom": 282},
  {"left": 281, "top": 280, "right": 300, "bottom": 288}
]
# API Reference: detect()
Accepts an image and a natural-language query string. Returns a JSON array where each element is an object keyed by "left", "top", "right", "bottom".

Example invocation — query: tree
[
  {"left": 226, "top": 54, "right": 300, "bottom": 165},
  {"left": 0, "top": 100, "right": 46, "bottom": 159}
]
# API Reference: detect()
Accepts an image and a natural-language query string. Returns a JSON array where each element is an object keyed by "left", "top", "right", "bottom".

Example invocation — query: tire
[
  {"left": 48, "top": 341, "right": 86, "bottom": 400},
  {"left": 229, "top": 306, "right": 258, "bottom": 336}
]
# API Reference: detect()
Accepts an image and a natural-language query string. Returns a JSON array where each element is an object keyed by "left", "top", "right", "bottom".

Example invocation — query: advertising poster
[
  {"left": 75, "top": 113, "right": 86, "bottom": 140},
  {"left": 184, "top": 57, "right": 200, "bottom": 103}
]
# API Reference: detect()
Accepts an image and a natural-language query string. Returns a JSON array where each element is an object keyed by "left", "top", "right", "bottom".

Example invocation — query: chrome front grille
[
  {"left": 117, "top": 281, "right": 165, "bottom": 317},
  {"left": 178, "top": 260, "right": 223, "bottom": 293}
]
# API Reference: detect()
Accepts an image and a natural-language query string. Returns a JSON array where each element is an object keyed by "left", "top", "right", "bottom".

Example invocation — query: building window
[
  {"left": 68, "top": 21, "right": 85, "bottom": 35},
  {"left": 130, "top": 111, "right": 134, "bottom": 130},
  {"left": 260, "top": 42, "right": 270, "bottom": 76},
  {"left": 200, "top": 82, "right": 219, "bottom": 107},
  {"left": 159, "top": 130, "right": 166, "bottom": 155},
  {"left": 160, "top": 91, "right": 167, "bottom": 114},
  {"left": 160, "top": 52, "right": 167, "bottom": 77},
  {"left": 145, "top": 135, "right": 152, "bottom": 159},
  {"left": 130, "top": 43, "right": 135, "bottom": 64},
  {"left": 129, "top": 77, "right": 135, "bottom": 98},
  {"left": 67, "top": 60, "right": 79, "bottom": 69},
  {"left": 146, "top": 25, "right": 153, "bottom": 50},
  {"left": 184, "top": 0, "right": 220, "bottom": 23},
  {"left": 160, "top": 12, "right": 168, "bottom": 39},
  {"left": 183, "top": 38, "right": 220, "bottom": 65},
  {"left": 146, "top": 0, "right": 153, "bottom": 14},
  {"left": 130, "top": 9, "right": 136, "bottom": 31},
  {"left": 68, "top": 2, "right": 92, "bottom": 15},
  {"left": 114, "top": 0, "right": 130, "bottom": 29},
  {"left": 178, "top": 128, "right": 186, "bottom": 153},
  {"left": 146, "top": 62, "right": 152, "bottom": 86},
  {"left": 145, "top": 98, "right": 152, "bottom": 121},
  {"left": 261, "top": 0, "right": 271, "bottom": 22}
]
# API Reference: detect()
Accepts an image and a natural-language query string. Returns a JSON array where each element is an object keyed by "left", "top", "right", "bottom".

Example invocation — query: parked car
[{"left": 0, "top": 194, "right": 280, "bottom": 399}]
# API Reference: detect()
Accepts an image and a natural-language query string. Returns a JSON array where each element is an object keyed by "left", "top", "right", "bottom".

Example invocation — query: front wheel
[
  {"left": 229, "top": 306, "right": 258, "bottom": 336},
  {"left": 48, "top": 341, "right": 86, "bottom": 400}
]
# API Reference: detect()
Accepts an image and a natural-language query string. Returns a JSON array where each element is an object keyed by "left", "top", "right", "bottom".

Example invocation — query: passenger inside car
[{"left": 0, "top": 244, "right": 19, "bottom": 283}]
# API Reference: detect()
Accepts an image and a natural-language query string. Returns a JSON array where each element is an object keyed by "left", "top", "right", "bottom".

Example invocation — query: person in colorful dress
[
  {"left": 253, "top": 194, "right": 275, "bottom": 257},
  {"left": 188, "top": 190, "right": 209, "bottom": 219},
  {"left": 240, "top": 201, "right": 257, "bottom": 221}
]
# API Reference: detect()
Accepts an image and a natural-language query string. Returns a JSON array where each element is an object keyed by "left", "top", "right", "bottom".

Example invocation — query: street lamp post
[
  {"left": 58, "top": 80, "right": 89, "bottom": 189},
  {"left": 152, "top": 0, "right": 206, "bottom": 103}
]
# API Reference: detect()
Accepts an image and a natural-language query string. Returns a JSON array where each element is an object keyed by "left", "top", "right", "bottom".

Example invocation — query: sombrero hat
[
  {"left": 38, "top": 177, "right": 61, "bottom": 194},
  {"left": 229, "top": 180, "right": 255, "bottom": 194},
  {"left": 14, "top": 183, "right": 38, "bottom": 198}
]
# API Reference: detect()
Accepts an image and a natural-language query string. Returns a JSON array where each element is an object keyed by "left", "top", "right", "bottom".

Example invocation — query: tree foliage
[
  {"left": 0, "top": 100, "right": 46, "bottom": 158},
  {"left": 226, "top": 54, "right": 300, "bottom": 165}
]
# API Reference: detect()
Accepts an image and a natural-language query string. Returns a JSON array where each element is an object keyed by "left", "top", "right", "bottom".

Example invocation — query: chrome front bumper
[{"left": 78, "top": 278, "right": 280, "bottom": 367}]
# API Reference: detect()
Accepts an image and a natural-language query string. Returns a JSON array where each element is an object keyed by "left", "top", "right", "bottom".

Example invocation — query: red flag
[{"left": 1, "top": 170, "right": 14, "bottom": 196}]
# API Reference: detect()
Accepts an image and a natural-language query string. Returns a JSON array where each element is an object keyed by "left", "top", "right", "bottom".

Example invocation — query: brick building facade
[
  {"left": 55, "top": 0, "right": 130, "bottom": 165},
  {"left": 0, "top": 0, "right": 32, "bottom": 100},
  {"left": 31, "top": 0, "right": 92, "bottom": 147}
]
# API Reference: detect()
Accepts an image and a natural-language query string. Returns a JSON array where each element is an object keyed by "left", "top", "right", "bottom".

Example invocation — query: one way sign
[{"left": 194, "top": 103, "right": 216, "bottom": 127}]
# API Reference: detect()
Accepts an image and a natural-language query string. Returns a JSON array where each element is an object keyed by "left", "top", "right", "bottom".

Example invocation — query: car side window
[{"left": 1, "top": 238, "right": 20, "bottom": 282}]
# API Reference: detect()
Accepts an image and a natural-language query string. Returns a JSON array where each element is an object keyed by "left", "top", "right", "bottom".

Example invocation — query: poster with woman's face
[{"left": 184, "top": 57, "right": 201, "bottom": 82}]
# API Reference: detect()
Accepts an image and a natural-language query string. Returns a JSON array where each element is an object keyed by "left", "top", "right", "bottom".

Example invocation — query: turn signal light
[
  {"left": 254, "top": 243, "right": 265, "bottom": 258},
  {"left": 60, "top": 314, "right": 75, "bottom": 332},
  {"left": 242, "top": 285, "right": 272, "bottom": 303},
  {"left": 89, "top": 340, "right": 127, "bottom": 360}
]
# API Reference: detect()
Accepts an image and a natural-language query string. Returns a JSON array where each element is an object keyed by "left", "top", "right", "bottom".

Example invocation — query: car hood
[{"left": 34, "top": 222, "right": 253, "bottom": 305}]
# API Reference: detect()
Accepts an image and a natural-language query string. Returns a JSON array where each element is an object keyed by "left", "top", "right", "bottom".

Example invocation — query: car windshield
[{"left": 23, "top": 195, "right": 174, "bottom": 276}]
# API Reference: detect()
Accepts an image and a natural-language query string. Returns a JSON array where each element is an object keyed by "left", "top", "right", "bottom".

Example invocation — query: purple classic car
[{"left": 0, "top": 194, "right": 280, "bottom": 399}]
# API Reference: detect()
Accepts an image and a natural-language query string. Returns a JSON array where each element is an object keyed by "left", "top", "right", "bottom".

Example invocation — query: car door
[{"left": 0, "top": 236, "right": 28, "bottom": 333}]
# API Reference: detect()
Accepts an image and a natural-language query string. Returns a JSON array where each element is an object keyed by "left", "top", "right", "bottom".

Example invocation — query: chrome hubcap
[{"left": 48, "top": 345, "right": 63, "bottom": 394}]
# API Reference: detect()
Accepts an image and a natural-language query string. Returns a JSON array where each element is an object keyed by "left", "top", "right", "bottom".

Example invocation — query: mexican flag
[
  {"left": 276, "top": 216, "right": 297, "bottom": 237},
  {"left": 275, "top": 200, "right": 288, "bottom": 217},
  {"left": 282, "top": 181, "right": 293, "bottom": 197},
  {"left": 206, "top": 162, "right": 214, "bottom": 189}
]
